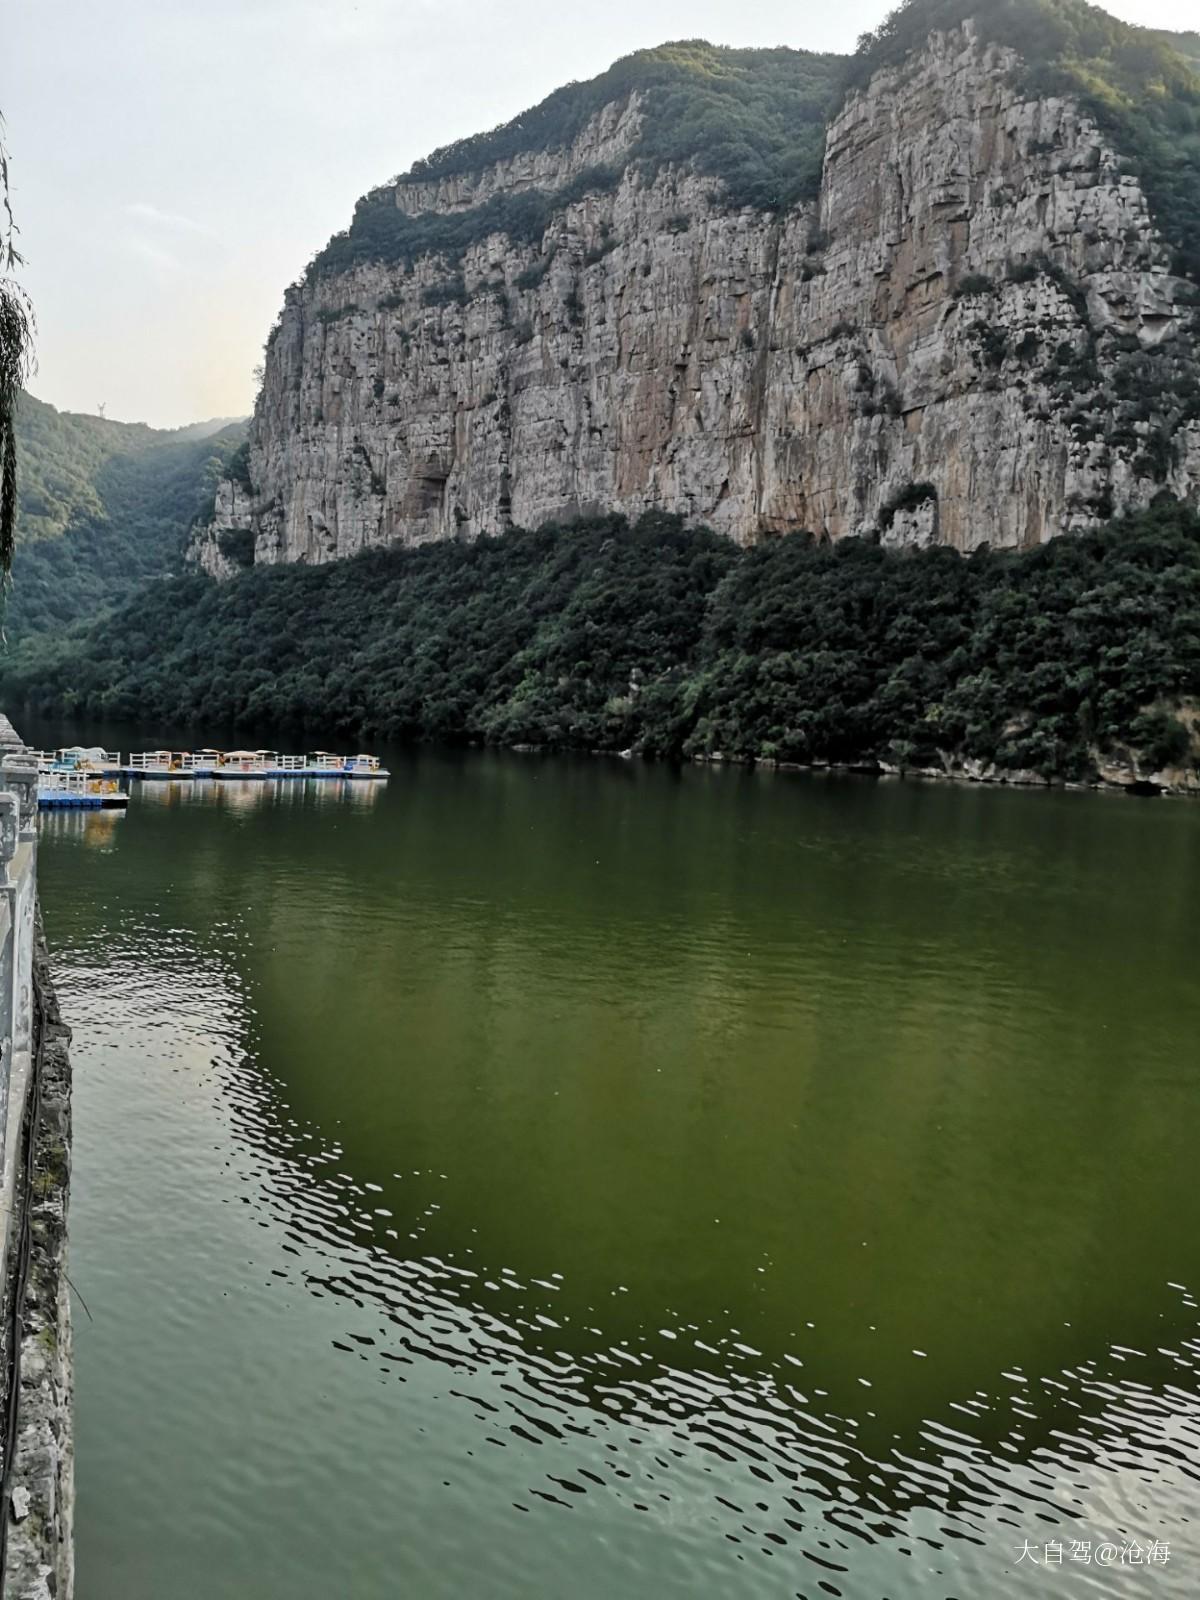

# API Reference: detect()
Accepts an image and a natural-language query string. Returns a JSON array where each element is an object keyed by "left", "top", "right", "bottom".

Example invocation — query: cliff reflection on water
[{"left": 33, "top": 741, "right": 1200, "bottom": 1600}]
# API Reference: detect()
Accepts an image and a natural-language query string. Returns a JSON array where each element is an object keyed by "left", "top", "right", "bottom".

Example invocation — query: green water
[{"left": 31, "top": 740, "right": 1200, "bottom": 1598}]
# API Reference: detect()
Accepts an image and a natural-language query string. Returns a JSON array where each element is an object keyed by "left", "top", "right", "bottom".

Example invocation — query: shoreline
[{"left": 14, "top": 710, "right": 1198, "bottom": 800}]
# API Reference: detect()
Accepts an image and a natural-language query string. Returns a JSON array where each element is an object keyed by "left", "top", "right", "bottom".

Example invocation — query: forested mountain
[
  {"left": 7, "top": 394, "right": 245, "bottom": 642},
  {"left": 7, "top": 0, "right": 1200, "bottom": 790}
]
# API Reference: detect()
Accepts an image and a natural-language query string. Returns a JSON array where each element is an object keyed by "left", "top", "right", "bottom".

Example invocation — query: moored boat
[
  {"left": 306, "top": 751, "right": 343, "bottom": 776},
  {"left": 36, "top": 746, "right": 124, "bottom": 778},
  {"left": 52, "top": 745, "right": 391, "bottom": 782},
  {"left": 38, "top": 770, "right": 128, "bottom": 810},
  {"left": 212, "top": 750, "right": 273, "bottom": 777},
  {"left": 308, "top": 751, "right": 390, "bottom": 778},
  {"left": 344, "top": 754, "right": 388, "bottom": 778},
  {"left": 126, "top": 750, "right": 196, "bottom": 780}
]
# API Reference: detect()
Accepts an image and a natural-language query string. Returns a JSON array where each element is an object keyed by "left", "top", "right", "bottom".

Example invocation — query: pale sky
[{"left": 3, "top": 0, "right": 1194, "bottom": 428}]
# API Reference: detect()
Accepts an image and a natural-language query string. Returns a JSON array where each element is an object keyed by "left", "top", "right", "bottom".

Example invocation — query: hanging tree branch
[{"left": 0, "top": 114, "right": 36, "bottom": 576}]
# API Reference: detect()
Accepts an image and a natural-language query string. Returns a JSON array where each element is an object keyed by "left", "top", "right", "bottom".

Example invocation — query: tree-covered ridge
[
  {"left": 405, "top": 41, "right": 841, "bottom": 205},
  {"left": 309, "top": 165, "right": 624, "bottom": 281},
  {"left": 309, "top": 43, "right": 842, "bottom": 279},
  {"left": 851, "top": 0, "right": 1200, "bottom": 279},
  {"left": 6, "top": 504, "right": 1197, "bottom": 786},
  {"left": 15, "top": 393, "right": 162, "bottom": 543},
  {"left": 6, "top": 394, "right": 246, "bottom": 644},
  {"left": 307, "top": 4, "right": 1200, "bottom": 286},
  {"left": 15, "top": 393, "right": 244, "bottom": 543}
]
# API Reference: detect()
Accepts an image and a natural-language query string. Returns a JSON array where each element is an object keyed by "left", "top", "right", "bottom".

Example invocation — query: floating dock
[
  {"left": 34, "top": 746, "right": 390, "bottom": 783},
  {"left": 37, "top": 770, "right": 129, "bottom": 811}
]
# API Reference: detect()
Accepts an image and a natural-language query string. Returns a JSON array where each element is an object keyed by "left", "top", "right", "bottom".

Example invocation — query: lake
[{"left": 30, "top": 735, "right": 1200, "bottom": 1598}]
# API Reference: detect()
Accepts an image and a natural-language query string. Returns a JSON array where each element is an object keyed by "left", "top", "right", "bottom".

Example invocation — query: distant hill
[
  {"left": 171, "top": 417, "right": 248, "bottom": 442},
  {"left": 7, "top": 394, "right": 246, "bottom": 644}
]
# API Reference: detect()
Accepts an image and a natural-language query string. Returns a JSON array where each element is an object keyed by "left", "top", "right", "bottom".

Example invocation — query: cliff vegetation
[
  {"left": 310, "top": 4, "right": 1200, "bottom": 282},
  {"left": 7, "top": 503, "right": 1198, "bottom": 786},
  {"left": 310, "top": 42, "right": 842, "bottom": 279}
]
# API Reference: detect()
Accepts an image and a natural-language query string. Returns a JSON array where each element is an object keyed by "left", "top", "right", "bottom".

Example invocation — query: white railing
[
  {"left": 115, "top": 746, "right": 389, "bottom": 779},
  {"left": 53, "top": 748, "right": 119, "bottom": 772},
  {"left": 218, "top": 753, "right": 271, "bottom": 773},
  {"left": 39, "top": 773, "right": 89, "bottom": 797}
]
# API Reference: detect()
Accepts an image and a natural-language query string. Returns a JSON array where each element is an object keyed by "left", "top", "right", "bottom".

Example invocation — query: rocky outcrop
[
  {"left": 201, "top": 23, "right": 1200, "bottom": 570},
  {"left": 387, "top": 97, "right": 644, "bottom": 219},
  {"left": 186, "top": 481, "right": 256, "bottom": 580}
]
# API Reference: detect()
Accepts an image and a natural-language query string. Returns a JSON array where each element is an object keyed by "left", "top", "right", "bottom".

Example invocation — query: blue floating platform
[{"left": 38, "top": 792, "right": 128, "bottom": 810}]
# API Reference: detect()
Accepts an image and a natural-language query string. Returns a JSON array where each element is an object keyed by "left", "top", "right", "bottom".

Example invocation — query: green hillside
[
  {"left": 15, "top": 395, "right": 160, "bottom": 545},
  {"left": 7, "top": 394, "right": 246, "bottom": 644}
]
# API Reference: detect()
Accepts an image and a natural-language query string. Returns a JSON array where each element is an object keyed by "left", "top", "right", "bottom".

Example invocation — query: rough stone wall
[
  {"left": 204, "top": 24, "right": 1200, "bottom": 569},
  {"left": 2, "top": 933, "right": 73, "bottom": 1600}
]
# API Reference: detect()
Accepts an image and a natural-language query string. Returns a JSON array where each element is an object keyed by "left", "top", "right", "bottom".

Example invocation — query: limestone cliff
[{"left": 191, "top": 19, "right": 1200, "bottom": 573}]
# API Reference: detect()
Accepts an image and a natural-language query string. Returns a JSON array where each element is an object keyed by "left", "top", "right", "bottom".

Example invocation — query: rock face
[
  {"left": 197, "top": 24, "right": 1200, "bottom": 572},
  {"left": 189, "top": 480, "right": 256, "bottom": 580}
]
